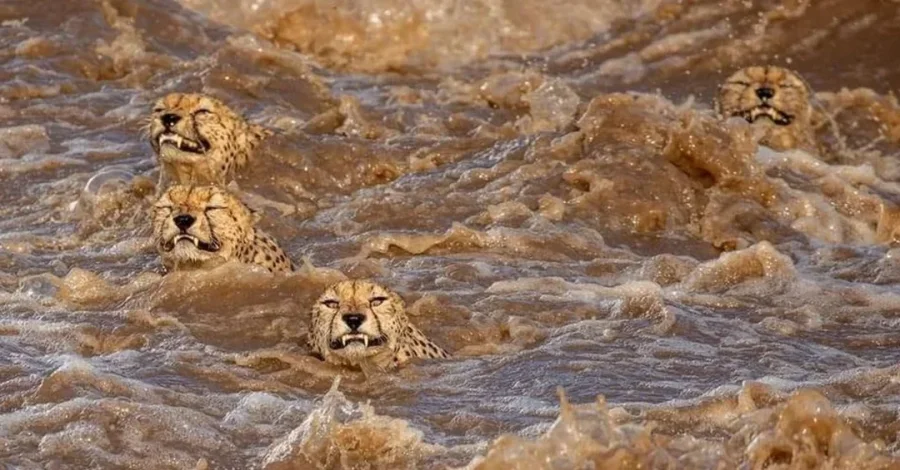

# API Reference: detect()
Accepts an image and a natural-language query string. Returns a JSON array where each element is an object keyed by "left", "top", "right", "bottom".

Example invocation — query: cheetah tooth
[{"left": 363, "top": 336, "right": 368, "bottom": 348}]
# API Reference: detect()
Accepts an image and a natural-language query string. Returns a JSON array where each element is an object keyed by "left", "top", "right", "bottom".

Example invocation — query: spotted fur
[
  {"left": 716, "top": 65, "right": 814, "bottom": 151},
  {"left": 152, "top": 185, "right": 293, "bottom": 273},
  {"left": 148, "top": 93, "right": 271, "bottom": 190},
  {"left": 309, "top": 280, "right": 449, "bottom": 370}
]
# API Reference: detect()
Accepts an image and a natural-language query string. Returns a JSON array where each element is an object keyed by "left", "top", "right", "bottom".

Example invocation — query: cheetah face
[
  {"left": 716, "top": 66, "right": 811, "bottom": 127},
  {"left": 150, "top": 94, "right": 224, "bottom": 162},
  {"left": 149, "top": 93, "right": 269, "bottom": 185},
  {"left": 152, "top": 185, "right": 254, "bottom": 270},
  {"left": 310, "top": 280, "right": 407, "bottom": 365}
]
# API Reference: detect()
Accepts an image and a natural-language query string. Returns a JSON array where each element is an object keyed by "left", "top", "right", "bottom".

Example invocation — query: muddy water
[{"left": 2, "top": 0, "right": 900, "bottom": 468}]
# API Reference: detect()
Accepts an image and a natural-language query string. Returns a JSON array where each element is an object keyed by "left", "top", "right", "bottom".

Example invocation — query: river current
[{"left": 1, "top": 0, "right": 900, "bottom": 468}]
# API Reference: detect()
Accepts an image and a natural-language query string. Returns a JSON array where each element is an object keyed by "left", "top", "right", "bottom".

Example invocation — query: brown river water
[{"left": 2, "top": 0, "right": 900, "bottom": 468}]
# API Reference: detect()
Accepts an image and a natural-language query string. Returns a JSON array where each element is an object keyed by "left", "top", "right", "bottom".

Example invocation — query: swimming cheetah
[
  {"left": 309, "top": 280, "right": 450, "bottom": 370},
  {"left": 716, "top": 65, "right": 814, "bottom": 151},
  {"left": 148, "top": 93, "right": 271, "bottom": 190},
  {"left": 152, "top": 185, "right": 293, "bottom": 273}
]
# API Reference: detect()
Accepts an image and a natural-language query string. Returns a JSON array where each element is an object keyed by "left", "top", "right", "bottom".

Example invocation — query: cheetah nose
[
  {"left": 173, "top": 214, "right": 195, "bottom": 231},
  {"left": 342, "top": 313, "right": 365, "bottom": 331},
  {"left": 161, "top": 113, "right": 181, "bottom": 128},
  {"left": 755, "top": 87, "right": 775, "bottom": 100}
]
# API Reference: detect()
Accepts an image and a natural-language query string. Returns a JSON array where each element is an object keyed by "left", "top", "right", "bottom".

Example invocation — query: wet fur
[
  {"left": 309, "top": 280, "right": 449, "bottom": 370},
  {"left": 152, "top": 185, "right": 293, "bottom": 273},
  {"left": 716, "top": 65, "right": 814, "bottom": 151},
  {"left": 149, "top": 93, "right": 271, "bottom": 191}
]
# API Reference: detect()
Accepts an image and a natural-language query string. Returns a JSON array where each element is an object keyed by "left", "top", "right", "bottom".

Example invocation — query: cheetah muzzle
[
  {"left": 162, "top": 233, "right": 219, "bottom": 253},
  {"left": 739, "top": 102, "right": 793, "bottom": 126},
  {"left": 156, "top": 131, "right": 209, "bottom": 155},
  {"left": 330, "top": 333, "right": 386, "bottom": 350},
  {"left": 309, "top": 280, "right": 450, "bottom": 370}
]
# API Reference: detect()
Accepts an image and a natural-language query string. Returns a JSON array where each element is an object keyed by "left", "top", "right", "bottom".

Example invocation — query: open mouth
[
  {"left": 330, "top": 333, "right": 386, "bottom": 350},
  {"left": 740, "top": 105, "right": 793, "bottom": 126},
  {"left": 163, "top": 234, "right": 220, "bottom": 252},
  {"left": 157, "top": 132, "right": 208, "bottom": 154}
]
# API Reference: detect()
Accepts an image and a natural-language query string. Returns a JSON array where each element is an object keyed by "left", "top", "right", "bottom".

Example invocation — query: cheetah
[
  {"left": 152, "top": 185, "right": 293, "bottom": 273},
  {"left": 716, "top": 65, "right": 814, "bottom": 151},
  {"left": 148, "top": 93, "right": 271, "bottom": 190},
  {"left": 309, "top": 280, "right": 450, "bottom": 370}
]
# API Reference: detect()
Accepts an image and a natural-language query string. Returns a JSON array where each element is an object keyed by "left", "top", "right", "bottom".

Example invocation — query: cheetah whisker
[
  {"left": 170, "top": 234, "right": 219, "bottom": 252},
  {"left": 739, "top": 105, "right": 794, "bottom": 126},
  {"left": 332, "top": 333, "right": 385, "bottom": 350},
  {"left": 158, "top": 132, "right": 205, "bottom": 154}
]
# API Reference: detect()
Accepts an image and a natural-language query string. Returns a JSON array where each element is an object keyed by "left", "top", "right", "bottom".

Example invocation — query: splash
[
  {"left": 466, "top": 385, "right": 900, "bottom": 470},
  {"left": 262, "top": 378, "right": 439, "bottom": 469},
  {"left": 181, "top": 0, "right": 664, "bottom": 71},
  {"left": 2, "top": 0, "right": 900, "bottom": 468}
]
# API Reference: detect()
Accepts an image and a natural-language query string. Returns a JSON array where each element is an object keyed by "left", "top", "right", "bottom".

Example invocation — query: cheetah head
[
  {"left": 152, "top": 185, "right": 255, "bottom": 271},
  {"left": 149, "top": 93, "right": 270, "bottom": 185},
  {"left": 716, "top": 66, "right": 811, "bottom": 128},
  {"left": 310, "top": 280, "right": 408, "bottom": 367}
]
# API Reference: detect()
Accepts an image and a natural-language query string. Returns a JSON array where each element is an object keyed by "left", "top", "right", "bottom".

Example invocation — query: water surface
[{"left": 1, "top": 0, "right": 900, "bottom": 468}]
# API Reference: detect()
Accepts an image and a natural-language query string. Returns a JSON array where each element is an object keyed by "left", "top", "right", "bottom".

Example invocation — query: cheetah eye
[
  {"left": 152, "top": 107, "right": 164, "bottom": 113},
  {"left": 322, "top": 300, "right": 339, "bottom": 309},
  {"left": 370, "top": 296, "right": 388, "bottom": 307},
  {"left": 153, "top": 204, "right": 173, "bottom": 211},
  {"left": 194, "top": 109, "right": 212, "bottom": 116},
  {"left": 204, "top": 205, "right": 227, "bottom": 212}
]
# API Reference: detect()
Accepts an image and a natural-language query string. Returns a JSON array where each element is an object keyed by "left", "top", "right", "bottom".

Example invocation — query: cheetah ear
[
  {"left": 227, "top": 187, "right": 263, "bottom": 224},
  {"left": 713, "top": 83, "right": 728, "bottom": 118},
  {"left": 791, "top": 69, "right": 818, "bottom": 111},
  {"left": 247, "top": 123, "right": 273, "bottom": 148},
  {"left": 787, "top": 68, "right": 813, "bottom": 94},
  {"left": 392, "top": 291, "right": 408, "bottom": 311},
  {"left": 243, "top": 200, "right": 263, "bottom": 224},
  {"left": 395, "top": 346, "right": 409, "bottom": 363}
]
